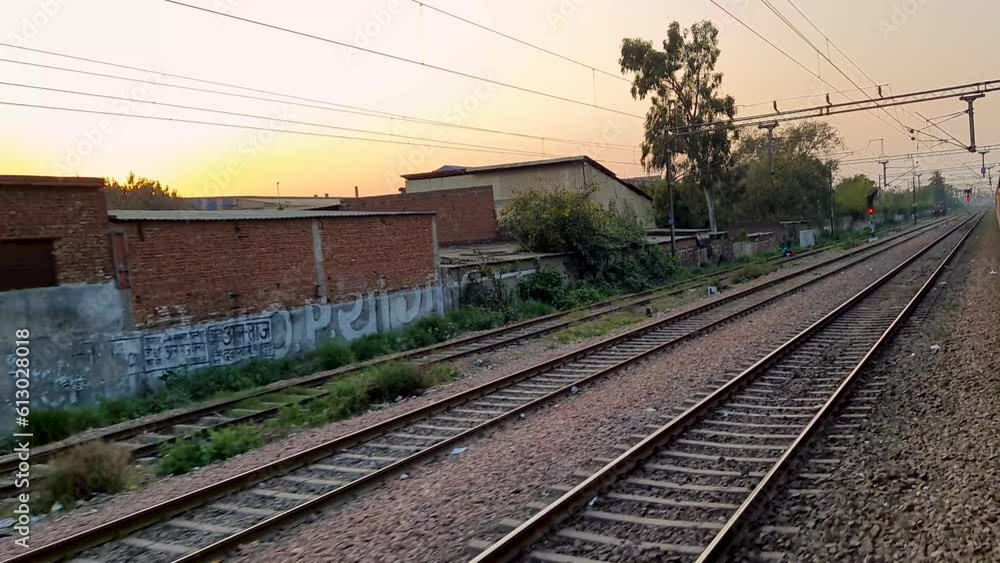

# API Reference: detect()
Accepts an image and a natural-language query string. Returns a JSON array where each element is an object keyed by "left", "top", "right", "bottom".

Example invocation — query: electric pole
[
  {"left": 665, "top": 101, "right": 676, "bottom": 258},
  {"left": 827, "top": 160, "right": 835, "bottom": 235},
  {"left": 961, "top": 93, "right": 985, "bottom": 152},
  {"left": 759, "top": 121, "right": 779, "bottom": 190}
]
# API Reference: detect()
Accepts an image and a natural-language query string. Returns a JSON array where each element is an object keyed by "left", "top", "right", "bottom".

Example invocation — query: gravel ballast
[
  {"left": 217, "top": 223, "right": 964, "bottom": 563},
  {"left": 0, "top": 218, "right": 957, "bottom": 560},
  {"left": 734, "top": 213, "right": 1000, "bottom": 562}
]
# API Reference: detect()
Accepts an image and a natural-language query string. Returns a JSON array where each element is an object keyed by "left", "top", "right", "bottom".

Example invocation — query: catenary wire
[
  {"left": 0, "top": 43, "right": 642, "bottom": 151},
  {"left": 160, "top": 0, "right": 645, "bottom": 119}
]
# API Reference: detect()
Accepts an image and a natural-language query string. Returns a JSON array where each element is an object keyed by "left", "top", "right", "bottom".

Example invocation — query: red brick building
[
  {"left": 0, "top": 175, "right": 112, "bottom": 290},
  {"left": 337, "top": 185, "right": 498, "bottom": 245},
  {"left": 108, "top": 209, "right": 438, "bottom": 327}
]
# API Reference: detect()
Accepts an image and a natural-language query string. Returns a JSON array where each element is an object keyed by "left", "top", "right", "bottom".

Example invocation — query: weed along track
[
  {"left": 0, "top": 217, "right": 951, "bottom": 490},
  {"left": 3, "top": 217, "right": 967, "bottom": 563},
  {"left": 467, "top": 214, "right": 983, "bottom": 563}
]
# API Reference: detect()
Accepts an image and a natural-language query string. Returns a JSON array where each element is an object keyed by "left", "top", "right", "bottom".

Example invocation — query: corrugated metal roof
[
  {"left": 0, "top": 175, "right": 104, "bottom": 187},
  {"left": 108, "top": 209, "right": 435, "bottom": 221},
  {"left": 401, "top": 155, "right": 653, "bottom": 202}
]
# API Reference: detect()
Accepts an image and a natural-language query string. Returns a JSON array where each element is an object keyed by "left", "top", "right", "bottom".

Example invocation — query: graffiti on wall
[{"left": 108, "top": 283, "right": 443, "bottom": 380}]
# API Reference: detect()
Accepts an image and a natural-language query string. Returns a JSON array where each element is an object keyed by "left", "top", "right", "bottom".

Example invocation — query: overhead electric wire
[
  {"left": 736, "top": 84, "right": 886, "bottom": 109},
  {"left": 0, "top": 99, "right": 652, "bottom": 169},
  {"left": 757, "top": 0, "right": 916, "bottom": 140},
  {"left": 408, "top": 1, "right": 628, "bottom": 83},
  {"left": 0, "top": 43, "right": 641, "bottom": 151},
  {"left": 0, "top": 80, "right": 616, "bottom": 160},
  {"left": 705, "top": 0, "right": 910, "bottom": 142},
  {"left": 160, "top": 0, "right": 645, "bottom": 119},
  {"left": 773, "top": 0, "right": 973, "bottom": 155}
]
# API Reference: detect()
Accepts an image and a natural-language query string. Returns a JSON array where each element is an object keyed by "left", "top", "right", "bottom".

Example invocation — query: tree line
[{"left": 618, "top": 20, "right": 963, "bottom": 231}]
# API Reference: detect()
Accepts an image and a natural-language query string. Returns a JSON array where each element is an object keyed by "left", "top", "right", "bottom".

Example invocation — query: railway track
[
  {"left": 0, "top": 217, "right": 951, "bottom": 484},
  {"left": 467, "top": 212, "right": 983, "bottom": 563},
  {"left": 4, "top": 216, "right": 966, "bottom": 563}
]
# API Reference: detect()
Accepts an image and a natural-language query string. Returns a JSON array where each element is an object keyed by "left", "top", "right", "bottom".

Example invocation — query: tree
[
  {"left": 834, "top": 174, "right": 877, "bottom": 220},
  {"left": 104, "top": 172, "right": 187, "bottom": 210},
  {"left": 730, "top": 122, "right": 844, "bottom": 224},
  {"left": 498, "top": 185, "right": 677, "bottom": 287},
  {"left": 734, "top": 121, "right": 843, "bottom": 167},
  {"left": 620, "top": 21, "right": 737, "bottom": 232}
]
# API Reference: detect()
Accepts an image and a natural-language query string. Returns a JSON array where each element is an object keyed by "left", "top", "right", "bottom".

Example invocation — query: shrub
[
  {"left": 446, "top": 307, "right": 505, "bottom": 331},
  {"left": 157, "top": 438, "right": 208, "bottom": 476},
  {"left": 519, "top": 268, "right": 568, "bottom": 305},
  {"left": 203, "top": 427, "right": 262, "bottom": 463},
  {"left": 350, "top": 333, "right": 397, "bottom": 361},
  {"left": 512, "top": 300, "right": 556, "bottom": 320},
  {"left": 314, "top": 341, "right": 355, "bottom": 370},
  {"left": 36, "top": 442, "right": 131, "bottom": 510},
  {"left": 28, "top": 409, "right": 104, "bottom": 446},
  {"left": 559, "top": 286, "right": 611, "bottom": 309},
  {"left": 366, "top": 363, "right": 425, "bottom": 403}
]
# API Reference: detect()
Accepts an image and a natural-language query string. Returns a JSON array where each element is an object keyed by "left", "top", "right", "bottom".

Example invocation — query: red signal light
[{"left": 867, "top": 207, "right": 875, "bottom": 216}]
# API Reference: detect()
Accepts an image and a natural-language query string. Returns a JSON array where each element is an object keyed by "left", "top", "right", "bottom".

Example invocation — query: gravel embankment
[
  {"left": 216, "top": 224, "right": 960, "bottom": 562},
  {"left": 734, "top": 214, "right": 1000, "bottom": 562},
  {"left": 0, "top": 218, "right": 952, "bottom": 559}
]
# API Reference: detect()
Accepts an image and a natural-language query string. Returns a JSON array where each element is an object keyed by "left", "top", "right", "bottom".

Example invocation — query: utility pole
[
  {"left": 666, "top": 147, "right": 676, "bottom": 257},
  {"left": 828, "top": 161, "right": 835, "bottom": 235},
  {"left": 759, "top": 121, "right": 780, "bottom": 190},
  {"left": 879, "top": 160, "right": 889, "bottom": 192},
  {"left": 913, "top": 172, "right": 923, "bottom": 225},
  {"left": 665, "top": 101, "right": 676, "bottom": 258},
  {"left": 961, "top": 93, "right": 986, "bottom": 152}
]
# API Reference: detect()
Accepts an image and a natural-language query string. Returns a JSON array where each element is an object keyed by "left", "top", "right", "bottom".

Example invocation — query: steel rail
[
  {"left": 5, "top": 218, "right": 964, "bottom": 563},
  {"left": 0, "top": 217, "right": 947, "bottom": 478},
  {"left": 468, "top": 213, "right": 979, "bottom": 563},
  {"left": 696, "top": 211, "right": 986, "bottom": 561}
]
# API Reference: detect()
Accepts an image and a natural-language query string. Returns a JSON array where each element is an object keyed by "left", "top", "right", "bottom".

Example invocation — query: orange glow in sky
[{"left": 1, "top": 0, "right": 997, "bottom": 198}]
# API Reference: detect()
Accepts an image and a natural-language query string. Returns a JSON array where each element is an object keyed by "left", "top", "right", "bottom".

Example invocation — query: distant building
[
  {"left": 184, "top": 195, "right": 342, "bottom": 211},
  {"left": 402, "top": 156, "right": 655, "bottom": 226}
]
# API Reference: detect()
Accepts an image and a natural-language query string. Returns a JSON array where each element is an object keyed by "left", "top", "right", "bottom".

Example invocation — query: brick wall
[
  {"left": 321, "top": 215, "right": 436, "bottom": 301},
  {"left": 0, "top": 177, "right": 111, "bottom": 284},
  {"left": 120, "top": 218, "right": 319, "bottom": 326},
  {"left": 338, "top": 186, "right": 497, "bottom": 245},
  {"left": 118, "top": 214, "right": 438, "bottom": 327}
]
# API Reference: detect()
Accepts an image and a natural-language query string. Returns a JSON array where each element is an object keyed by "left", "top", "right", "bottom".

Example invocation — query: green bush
[
  {"left": 314, "top": 341, "right": 355, "bottom": 370},
  {"left": 350, "top": 333, "right": 397, "bottom": 361},
  {"left": 446, "top": 307, "right": 505, "bottom": 331},
  {"left": 559, "top": 286, "right": 611, "bottom": 309},
  {"left": 512, "top": 300, "right": 556, "bottom": 320},
  {"left": 28, "top": 409, "right": 102, "bottom": 446},
  {"left": 519, "top": 268, "right": 568, "bottom": 305},
  {"left": 203, "top": 427, "right": 262, "bottom": 463},
  {"left": 158, "top": 426, "right": 262, "bottom": 476}
]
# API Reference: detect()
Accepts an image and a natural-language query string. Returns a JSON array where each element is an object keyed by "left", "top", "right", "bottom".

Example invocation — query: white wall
[{"left": 406, "top": 161, "right": 654, "bottom": 226}]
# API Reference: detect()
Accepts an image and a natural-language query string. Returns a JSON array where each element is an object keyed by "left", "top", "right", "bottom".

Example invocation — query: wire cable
[
  {"left": 0, "top": 99, "right": 649, "bottom": 166},
  {"left": 409, "top": 1, "right": 628, "bottom": 83},
  {"left": 0, "top": 80, "right": 595, "bottom": 159},
  {"left": 160, "top": 0, "right": 644, "bottom": 119},
  {"left": 0, "top": 44, "right": 641, "bottom": 151}
]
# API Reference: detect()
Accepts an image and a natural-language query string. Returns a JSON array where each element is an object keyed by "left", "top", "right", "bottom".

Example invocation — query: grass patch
[
  {"left": 649, "top": 295, "right": 680, "bottom": 312},
  {"left": 24, "top": 302, "right": 555, "bottom": 449},
  {"left": 35, "top": 442, "right": 133, "bottom": 511},
  {"left": 547, "top": 312, "right": 645, "bottom": 345},
  {"left": 157, "top": 363, "right": 460, "bottom": 476}
]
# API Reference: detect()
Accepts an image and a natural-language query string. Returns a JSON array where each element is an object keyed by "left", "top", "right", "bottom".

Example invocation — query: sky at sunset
[{"left": 1, "top": 0, "right": 998, "bottom": 199}]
